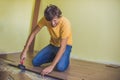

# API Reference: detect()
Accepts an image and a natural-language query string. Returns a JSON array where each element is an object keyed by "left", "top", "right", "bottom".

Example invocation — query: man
[{"left": 20, "top": 4, "right": 72, "bottom": 75}]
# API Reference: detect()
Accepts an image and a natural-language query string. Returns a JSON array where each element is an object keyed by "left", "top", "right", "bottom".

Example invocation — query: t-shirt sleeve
[
  {"left": 61, "top": 22, "right": 71, "bottom": 39},
  {"left": 37, "top": 17, "right": 46, "bottom": 28}
]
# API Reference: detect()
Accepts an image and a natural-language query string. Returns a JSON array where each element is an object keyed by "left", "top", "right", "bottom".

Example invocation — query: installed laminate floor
[{"left": 0, "top": 52, "right": 120, "bottom": 80}]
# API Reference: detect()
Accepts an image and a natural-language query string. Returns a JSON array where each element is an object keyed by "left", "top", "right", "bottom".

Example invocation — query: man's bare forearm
[
  {"left": 51, "top": 38, "right": 68, "bottom": 67},
  {"left": 51, "top": 46, "right": 66, "bottom": 67},
  {"left": 23, "top": 33, "right": 35, "bottom": 53},
  {"left": 22, "top": 26, "right": 40, "bottom": 54}
]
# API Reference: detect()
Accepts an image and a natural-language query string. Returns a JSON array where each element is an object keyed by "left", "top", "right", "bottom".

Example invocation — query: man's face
[{"left": 51, "top": 16, "right": 59, "bottom": 27}]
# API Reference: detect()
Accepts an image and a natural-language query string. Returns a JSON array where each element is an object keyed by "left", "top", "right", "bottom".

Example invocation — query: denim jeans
[{"left": 32, "top": 44, "right": 72, "bottom": 72}]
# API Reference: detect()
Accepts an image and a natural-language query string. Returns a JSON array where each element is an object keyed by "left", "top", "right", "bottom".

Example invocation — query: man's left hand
[{"left": 41, "top": 65, "right": 54, "bottom": 75}]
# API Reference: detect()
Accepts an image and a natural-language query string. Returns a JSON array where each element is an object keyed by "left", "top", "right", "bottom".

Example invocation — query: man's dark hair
[{"left": 44, "top": 4, "right": 62, "bottom": 21}]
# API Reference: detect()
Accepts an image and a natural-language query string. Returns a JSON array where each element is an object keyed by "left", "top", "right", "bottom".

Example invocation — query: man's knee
[
  {"left": 56, "top": 65, "right": 68, "bottom": 72},
  {"left": 32, "top": 59, "right": 40, "bottom": 66}
]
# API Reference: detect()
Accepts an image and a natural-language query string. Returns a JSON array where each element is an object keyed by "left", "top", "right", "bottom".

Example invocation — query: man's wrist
[{"left": 50, "top": 64, "right": 55, "bottom": 68}]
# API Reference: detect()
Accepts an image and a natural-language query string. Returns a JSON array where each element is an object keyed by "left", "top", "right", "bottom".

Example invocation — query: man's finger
[{"left": 41, "top": 71, "right": 45, "bottom": 76}]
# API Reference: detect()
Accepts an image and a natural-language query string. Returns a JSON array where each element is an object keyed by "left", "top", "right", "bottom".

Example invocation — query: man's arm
[
  {"left": 20, "top": 25, "right": 41, "bottom": 60},
  {"left": 41, "top": 38, "right": 68, "bottom": 75},
  {"left": 51, "top": 38, "right": 68, "bottom": 67}
]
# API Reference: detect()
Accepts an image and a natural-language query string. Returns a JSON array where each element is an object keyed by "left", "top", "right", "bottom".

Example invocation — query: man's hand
[{"left": 41, "top": 65, "right": 54, "bottom": 75}]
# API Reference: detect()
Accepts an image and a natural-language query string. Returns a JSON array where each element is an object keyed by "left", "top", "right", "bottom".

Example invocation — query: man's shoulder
[
  {"left": 61, "top": 16, "right": 71, "bottom": 26},
  {"left": 61, "top": 16, "right": 68, "bottom": 20},
  {"left": 60, "top": 16, "right": 70, "bottom": 24}
]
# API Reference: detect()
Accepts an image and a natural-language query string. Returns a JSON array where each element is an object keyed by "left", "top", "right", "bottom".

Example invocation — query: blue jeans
[{"left": 32, "top": 44, "right": 72, "bottom": 72}]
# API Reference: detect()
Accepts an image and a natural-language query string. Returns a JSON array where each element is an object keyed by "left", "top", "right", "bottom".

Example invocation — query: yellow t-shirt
[{"left": 38, "top": 16, "right": 72, "bottom": 47}]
